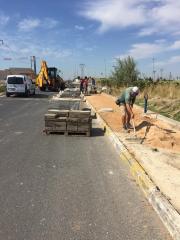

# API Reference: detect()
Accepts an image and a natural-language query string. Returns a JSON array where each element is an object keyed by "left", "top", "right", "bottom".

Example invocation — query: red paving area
[{"left": 87, "top": 93, "right": 180, "bottom": 153}]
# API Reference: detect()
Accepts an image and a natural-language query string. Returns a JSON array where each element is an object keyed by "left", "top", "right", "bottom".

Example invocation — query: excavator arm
[{"left": 36, "top": 61, "right": 50, "bottom": 88}]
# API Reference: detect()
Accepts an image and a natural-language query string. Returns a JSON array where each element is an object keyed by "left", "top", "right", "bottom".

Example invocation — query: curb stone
[{"left": 86, "top": 99, "right": 180, "bottom": 240}]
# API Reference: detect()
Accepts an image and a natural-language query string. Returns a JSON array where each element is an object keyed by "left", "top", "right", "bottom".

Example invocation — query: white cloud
[
  {"left": 80, "top": 0, "right": 146, "bottom": 32},
  {"left": 0, "top": 12, "right": 10, "bottom": 26},
  {"left": 169, "top": 55, "right": 180, "bottom": 64},
  {"left": 18, "top": 18, "right": 41, "bottom": 31},
  {"left": 84, "top": 47, "right": 94, "bottom": 52},
  {"left": 156, "top": 55, "right": 180, "bottom": 67},
  {"left": 119, "top": 42, "right": 166, "bottom": 60},
  {"left": 0, "top": 33, "right": 72, "bottom": 61},
  {"left": 40, "top": 47, "right": 72, "bottom": 58},
  {"left": 170, "top": 41, "right": 180, "bottom": 50},
  {"left": 138, "top": 27, "right": 157, "bottom": 36},
  {"left": 75, "top": 25, "right": 85, "bottom": 31},
  {"left": 43, "top": 18, "right": 58, "bottom": 29},
  {"left": 18, "top": 17, "right": 58, "bottom": 32},
  {"left": 80, "top": 0, "right": 180, "bottom": 35},
  {"left": 117, "top": 39, "right": 180, "bottom": 64}
]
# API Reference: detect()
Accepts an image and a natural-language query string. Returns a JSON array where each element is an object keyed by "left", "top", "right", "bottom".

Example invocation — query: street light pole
[
  {"left": 160, "top": 68, "right": 163, "bottom": 79},
  {"left": 152, "top": 57, "right": 156, "bottom": 81}
]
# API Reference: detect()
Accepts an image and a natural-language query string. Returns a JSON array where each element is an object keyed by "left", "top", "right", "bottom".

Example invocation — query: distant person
[
  {"left": 92, "top": 78, "right": 96, "bottom": 86},
  {"left": 80, "top": 78, "right": 84, "bottom": 92},
  {"left": 88, "top": 76, "right": 92, "bottom": 83},
  {"left": 116, "top": 86, "right": 139, "bottom": 130},
  {"left": 84, "top": 76, "right": 88, "bottom": 94}
]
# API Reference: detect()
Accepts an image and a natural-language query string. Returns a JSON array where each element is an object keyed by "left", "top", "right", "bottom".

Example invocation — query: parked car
[{"left": 6, "top": 75, "right": 35, "bottom": 97}]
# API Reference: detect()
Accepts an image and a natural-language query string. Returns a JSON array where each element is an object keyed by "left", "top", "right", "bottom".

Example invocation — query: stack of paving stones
[
  {"left": 44, "top": 109, "right": 92, "bottom": 136},
  {"left": 44, "top": 110, "right": 69, "bottom": 134},
  {"left": 48, "top": 99, "right": 81, "bottom": 110},
  {"left": 67, "top": 110, "right": 92, "bottom": 136},
  {"left": 60, "top": 89, "right": 81, "bottom": 98}
]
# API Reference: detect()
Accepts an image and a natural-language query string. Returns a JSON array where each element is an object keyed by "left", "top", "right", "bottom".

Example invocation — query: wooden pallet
[
  {"left": 44, "top": 127, "right": 91, "bottom": 137},
  {"left": 66, "top": 130, "right": 90, "bottom": 137}
]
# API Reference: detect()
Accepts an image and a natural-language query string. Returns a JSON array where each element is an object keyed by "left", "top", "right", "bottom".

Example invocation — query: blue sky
[{"left": 1, "top": 0, "right": 180, "bottom": 79}]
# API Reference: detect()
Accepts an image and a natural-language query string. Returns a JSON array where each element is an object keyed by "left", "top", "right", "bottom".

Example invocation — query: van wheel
[
  {"left": 25, "top": 90, "right": 30, "bottom": 97},
  {"left": 6, "top": 92, "right": 10, "bottom": 97}
]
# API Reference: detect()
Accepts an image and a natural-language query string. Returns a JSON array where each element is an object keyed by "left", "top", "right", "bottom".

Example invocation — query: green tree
[{"left": 112, "top": 56, "right": 139, "bottom": 86}]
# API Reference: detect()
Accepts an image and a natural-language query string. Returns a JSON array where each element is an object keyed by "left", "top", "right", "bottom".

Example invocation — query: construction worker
[{"left": 116, "top": 86, "right": 139, "bottom": 130}]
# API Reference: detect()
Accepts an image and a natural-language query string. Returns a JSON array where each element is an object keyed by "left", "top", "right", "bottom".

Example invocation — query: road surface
[{"left": 0, "top": 92, "right": 171, "bottom": 240}]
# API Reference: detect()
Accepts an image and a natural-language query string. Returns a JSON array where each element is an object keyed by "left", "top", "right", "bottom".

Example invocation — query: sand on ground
[{"left": 87, "top": 93, "right": 180, "bottom": 212}]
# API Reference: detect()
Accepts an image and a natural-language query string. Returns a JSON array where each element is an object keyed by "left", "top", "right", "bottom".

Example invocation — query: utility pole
[
  {"left": 152, "top": 57, "right": 156, "bottom": 81},
  {"left": 33, "top": 56, "right": 37, "bottom": 75},
  {"left": 31, "top": 56, "right": 37, "bottom": 75},
  {"left": 79, "top": 64, "right": 85, "bottom": 78},
  {"left": 30, "top": 56, "right": 33, "bottom": 69},
  {"left": 160, "top": 68, "right": 163, "bottom": 79},
  {"left": 169, "top": 72, "right": 172, "bottom": 80},
  {"left": 104, "top": 59, "right": 107, "bottom": 78}
]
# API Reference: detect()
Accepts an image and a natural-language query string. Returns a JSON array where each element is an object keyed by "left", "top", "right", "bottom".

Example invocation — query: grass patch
[
  {"left": 136, "top": 98, "right": 180, "bottom": 122},
  {"left": 174, "top": 111, "right": 180, "bottom": 121},
  {"left": 0, "top": 85, "right": 6, "bottom": 93},
  {"left": 110, "top": 82, "right": 180, "bottom": 122}
]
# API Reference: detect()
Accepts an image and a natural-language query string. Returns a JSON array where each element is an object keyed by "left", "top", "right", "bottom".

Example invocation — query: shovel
[{"left": 125, "top": 119, "right": 143, "bottom": 142}]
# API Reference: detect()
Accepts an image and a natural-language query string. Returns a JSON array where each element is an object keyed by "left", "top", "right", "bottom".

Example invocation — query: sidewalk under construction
[{"left": 87, "top": 94, "right": 180, "bottom": 239}]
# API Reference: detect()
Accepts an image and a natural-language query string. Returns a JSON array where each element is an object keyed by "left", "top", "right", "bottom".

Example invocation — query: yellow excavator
[{"left": 36, "top": 60, "right": 65, "bottom": 91}]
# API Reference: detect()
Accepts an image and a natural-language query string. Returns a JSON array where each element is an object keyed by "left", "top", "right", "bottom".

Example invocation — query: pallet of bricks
[{"left": 44, "top": 109, "right": 92, "bottom": 136}]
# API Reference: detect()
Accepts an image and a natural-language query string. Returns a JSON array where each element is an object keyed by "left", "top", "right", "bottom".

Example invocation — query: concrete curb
[{"left": 86, "top": 99, "right": 180, "bottom": 240}]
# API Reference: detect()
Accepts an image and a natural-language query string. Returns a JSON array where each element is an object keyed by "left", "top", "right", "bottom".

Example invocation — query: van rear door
[{"left": 7, "top": 76, "right": 25, "bottom": 93}]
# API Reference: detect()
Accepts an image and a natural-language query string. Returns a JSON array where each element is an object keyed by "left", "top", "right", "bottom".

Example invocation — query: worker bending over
[{"left": 116, "top": 86, "right": 139, "bottom": 130}]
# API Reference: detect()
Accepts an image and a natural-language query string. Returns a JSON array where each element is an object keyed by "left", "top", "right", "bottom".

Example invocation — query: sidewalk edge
[{"left": 87, "top": 99, "right": 180, "bottom": 240}]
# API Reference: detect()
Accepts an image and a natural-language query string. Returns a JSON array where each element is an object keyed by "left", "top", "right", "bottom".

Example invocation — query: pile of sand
[{"left": 87, "top": 94, "right": 180, "bottom": 153}]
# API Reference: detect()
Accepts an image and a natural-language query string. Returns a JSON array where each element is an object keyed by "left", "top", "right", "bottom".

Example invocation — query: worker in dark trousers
[
  {"left": 116, "top": 86, "right": 139, "bottom": 131},
  {"left": 80, "top": 78, "right": 84, "bottom": 93}
]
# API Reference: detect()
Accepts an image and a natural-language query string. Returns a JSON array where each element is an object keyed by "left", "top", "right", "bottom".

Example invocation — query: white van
[{"left": 6, "top": 75, "right": 36, "bottom": 97}]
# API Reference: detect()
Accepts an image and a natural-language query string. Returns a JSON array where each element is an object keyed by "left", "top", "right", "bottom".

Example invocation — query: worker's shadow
[
  {"left": 91, "top": 128, "right": 105, "bottom": 137},
  {"left": 135, "top": 121, "right": 154, "bottom": 131},
  {"left": 136, "top": 121, "right": 176, "bottom": 134}
]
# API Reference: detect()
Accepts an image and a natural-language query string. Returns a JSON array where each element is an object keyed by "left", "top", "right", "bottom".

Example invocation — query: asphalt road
[{"left": 0, "top": 92, "right": 171, "bottom": 240}]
